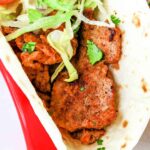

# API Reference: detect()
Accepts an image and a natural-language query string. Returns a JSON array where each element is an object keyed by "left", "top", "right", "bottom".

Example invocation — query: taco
[{"left": 0, "top": 0, "right": 150, "bottom": 150}]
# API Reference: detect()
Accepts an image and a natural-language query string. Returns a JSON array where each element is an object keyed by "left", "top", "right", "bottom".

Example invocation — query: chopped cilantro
[
  {"left": 97, "top": 147, "right": 105, "bottom": 150},
  {"left": 22, "top": 42, "right": 36, "bottom": 53},
  {"left": 28, "top": 9, "right": 43, "bottom": 23},
  {"left": 97, "top": 139, "right": 103, "bottom": 145},
  {"left": 110, "top": 15, "right": 121, "bottom": 26},
  {"left": 87, "top": 40, "right": 103, "bottom": 65},
  {"left": 97, "top": 139, "right": 106, "bottom": 150},
  {"left": 80, "top": 87, "right": 85, "bottom": 92},
  {"left": 73, "top": 26, "right": 80, "bottom": 34}
]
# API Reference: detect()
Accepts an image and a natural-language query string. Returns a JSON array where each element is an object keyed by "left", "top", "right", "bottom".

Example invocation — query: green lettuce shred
[
  {"left": 28, "top": 9, "right": 43, "bottom": 23},
  {"left": 37, "top": 0, "right": 76, "bottom": 11},
  {"left": 47, "top": 21, "right": 78, "bottom": 82},
  {"left": 6, "top": 11, "right": 73, "bottom": 41},
  {"left": 84, "top": 0, "right": 97, "bottom": 9}
]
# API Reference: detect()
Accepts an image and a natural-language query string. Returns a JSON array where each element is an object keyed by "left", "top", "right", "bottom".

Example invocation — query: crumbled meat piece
[
  {"left": 38, "top": 92, "right": 51, "bottom": 101},
  {"left": 20, "top": 51, "right": 61, "bottom": 68},
  {"left": 14, "top": 25, "right": 78, "bottom": 65},
  {"left": 38, "top": 92, "right": 51, "bottom": 109},
  {"left": 1, "top": 26, "right": 16, "bottom": 35},
  {"left": 23, "top": 64, "right": 51, "bottom": 93},
  {"left": 71, "top": 129, "right": 105, "bottom": 144}
]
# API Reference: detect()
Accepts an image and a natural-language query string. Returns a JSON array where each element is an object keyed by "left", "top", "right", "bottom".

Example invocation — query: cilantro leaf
[
  {"left": 97, "top": 139, "right": 103, "bottom": 145},
  {"left": 22, "top": 42, "right": 36, "bottom": 53},
  {"left": 87, "top": 40, "right": 103, "bottom": 65},
  {"left": 97, "top": 147, "right": 105, "bottom": 150},
  {"left": 28, "top": 9, "right": 43, "bottom": 23},
  {"left": 110, "top": 15, "right": 121, "bottom": 26}
]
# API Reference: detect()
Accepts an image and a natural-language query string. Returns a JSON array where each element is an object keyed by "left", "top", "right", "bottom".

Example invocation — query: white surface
[
  {"left": 0, "top": 72, "right": 26, "bottom": 150},
  {"left": 0, "top": 71, "right": 149, "bottom": 150}
]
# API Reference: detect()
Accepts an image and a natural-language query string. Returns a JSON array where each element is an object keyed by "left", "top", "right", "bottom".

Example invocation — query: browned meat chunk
[
  {"left": 50, "top": 10, "right": 121, "bottom": 144},
  {"left": 50, "top": 62, "right": 116, "bottom": 132},
  {"left": 82, "top": 10, "right": 122, "bottom": 64},
  {"left": 81, "top": 26, "right": 121, "bottom": 64}
]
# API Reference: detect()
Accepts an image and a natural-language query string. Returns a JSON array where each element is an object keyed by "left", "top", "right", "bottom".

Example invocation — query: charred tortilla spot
[
  {"left": 5, "top": 55, "right": 10, "bottom": 62},
  {"left": 121, "top": 143, "right": 127, "bottom": 148},
  {"left": 132, "top": 14, "right": 141, "bottom": 27},
  {"left": 145, "top": 32, "right": 148, "bottom": 37},
  {"left": 122, "top": 120, "right": 128, "bottom": 128},
  {"left": 141, "top": 79, "right": 148, "bottom": 93}
]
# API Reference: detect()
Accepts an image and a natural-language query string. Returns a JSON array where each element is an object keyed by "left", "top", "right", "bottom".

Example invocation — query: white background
[{"left": 0, "top": 72, "right": 149, "bottom": 150}]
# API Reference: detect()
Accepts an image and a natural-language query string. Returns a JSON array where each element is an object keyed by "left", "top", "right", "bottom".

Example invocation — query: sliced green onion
[
  {"left": 47, "top": 21, "right": 78, "bottom": 82},
  {"left": 110, "top": 15, "right": 121, "bottom": 26}
]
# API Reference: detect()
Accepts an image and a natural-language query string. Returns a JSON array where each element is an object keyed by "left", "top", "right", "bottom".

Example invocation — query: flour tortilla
[{"left": 1, "top": 0, "right": 150, "bottom": 150}]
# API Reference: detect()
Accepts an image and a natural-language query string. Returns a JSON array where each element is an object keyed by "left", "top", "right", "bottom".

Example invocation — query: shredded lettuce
[
  {"left": 28, "top": 9, "right": 43, "bottom": 23},
  {"left": 47, "top": 21, "right": 78, "bottom": 82},
  {"left": 1, "top": 14, "right": 29, "bottom": 28},
  {"left": 2, "top": 0, "right": 116, "bottom": 83},
  {"left": 84, "top": 0, "right": 97, "bottom": 9},
  {"left": 37, "top": 0, "right": 77, "bottom": 11},
  {"left": 51, "top": 62, "right": 65, "bottom": 82},
  {"left": 22, "top": 0, "right": 37, "bottom": 12},
  {"left": 6, "top": 11, "right": 73, "bottom": 41},
  {"left": 0, "top": 7, "right": 15, "bottom": 23},
  {"left": 37, "top": 0, "right": 48, "bottom": 9}
]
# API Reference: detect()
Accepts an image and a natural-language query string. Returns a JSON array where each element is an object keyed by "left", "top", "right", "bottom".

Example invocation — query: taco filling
[{"left": 0, "top": 0, "right": 122, "bottom": 145}]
